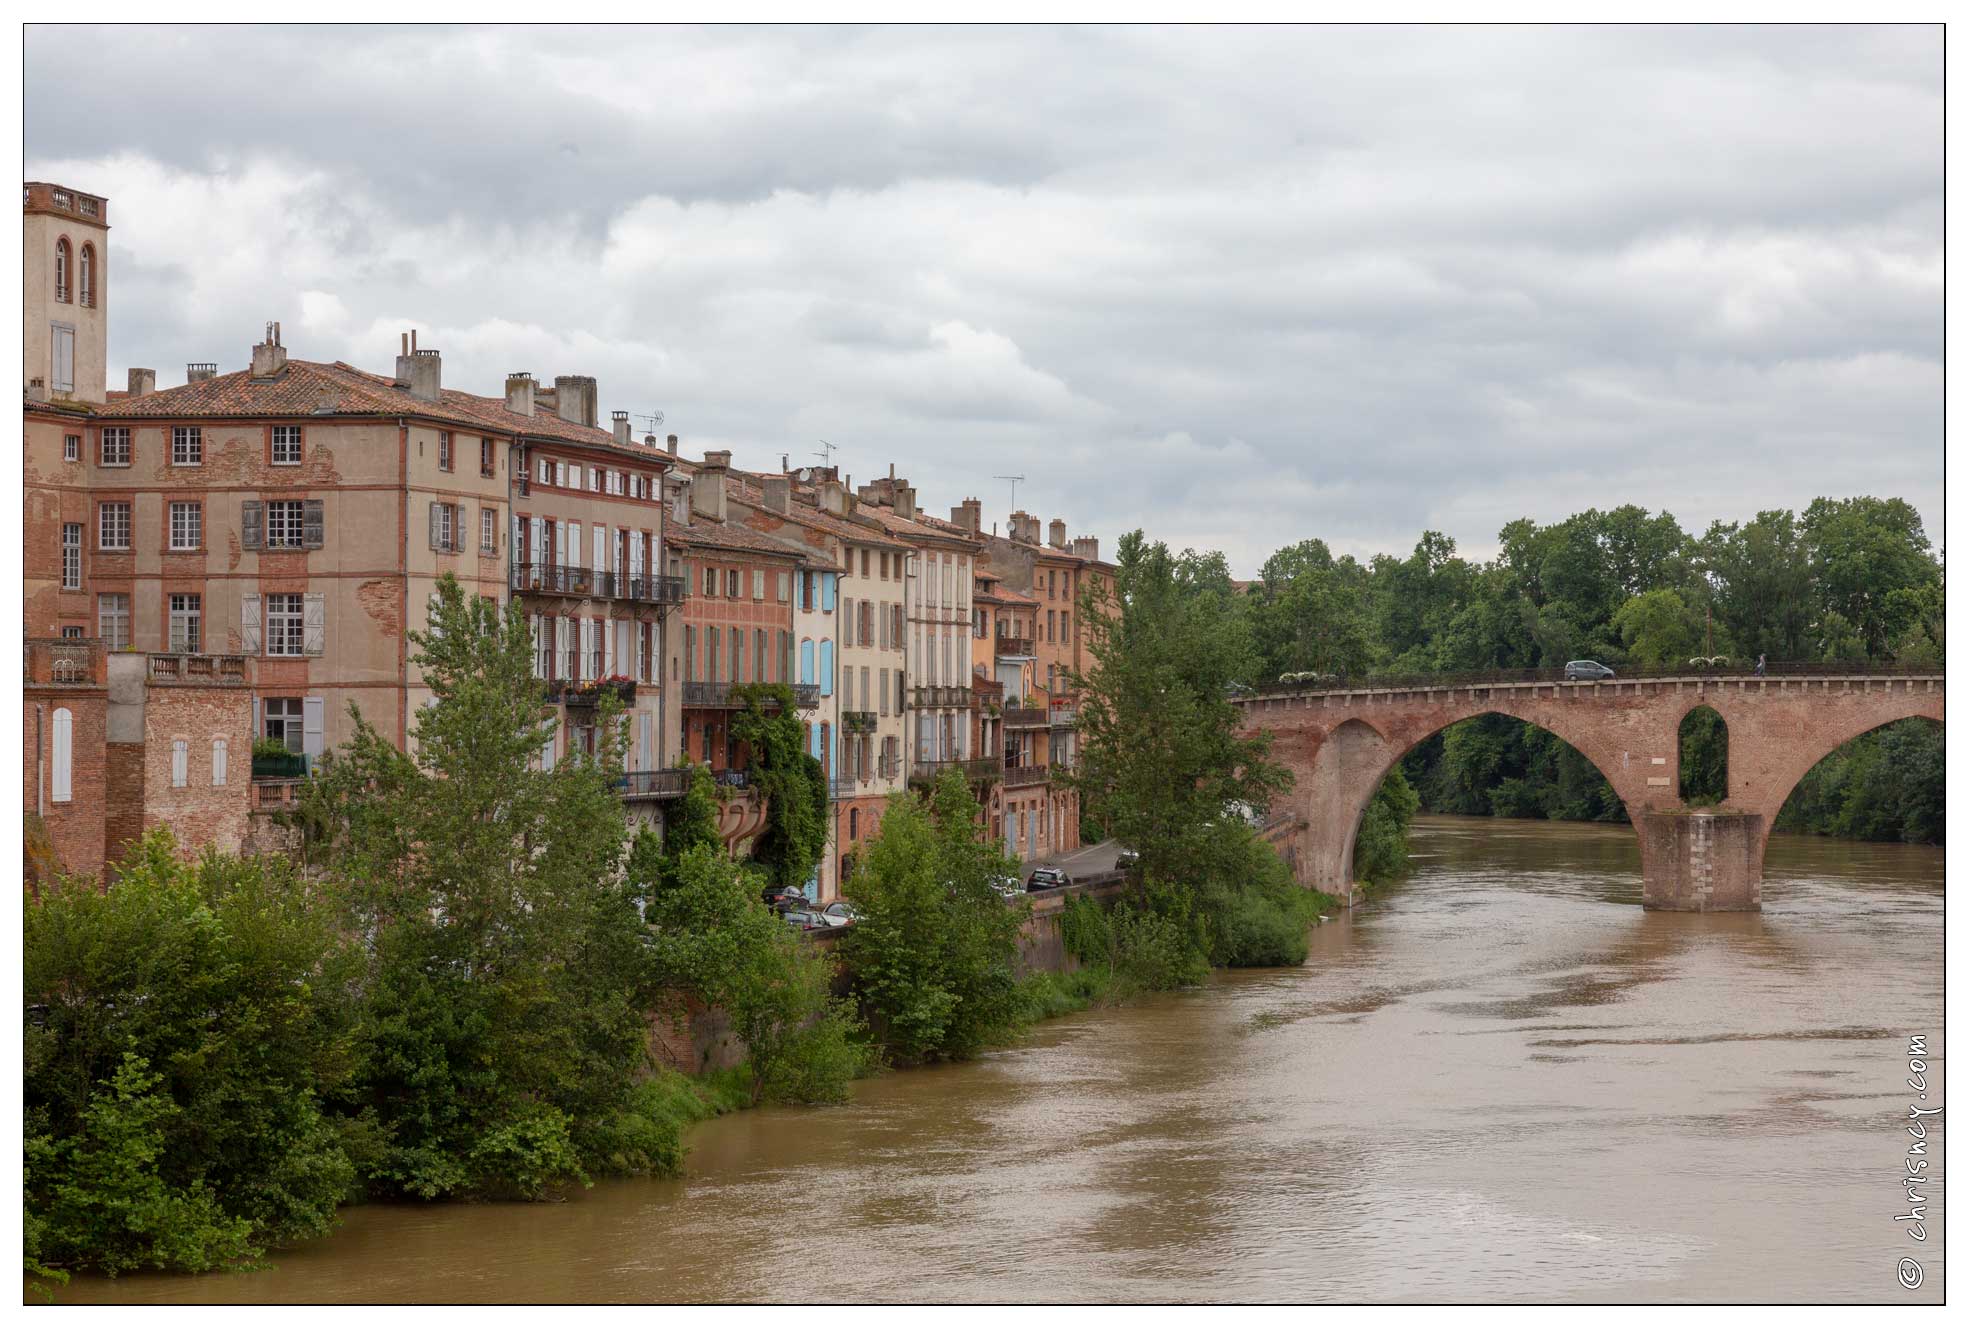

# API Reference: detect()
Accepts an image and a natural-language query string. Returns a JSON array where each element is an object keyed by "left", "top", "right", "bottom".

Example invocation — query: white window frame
[
  {"left": 168, "top": 593, "right": 202, "bottom": 653},
  {"left": 171, "top": 426, "right": 203, "bottom": 467},
  {"left": 271, "top": 425, "right": 302, "bottom": 465},
  {"left": 481, "top": 508, "right": 497, "bottom": 553},
  {"left": 168, "top": 500, "right": 202, "bottom": 551},
  {"left": 97, "top": 593, "right": 130, "bottom": 649},
  {"left": 266, "top": 592, "right": 306, "bottom": 657},
  {"left": 60, "top": 524, "right": 81, "bottom": 589},
  {"left": 98, "top": 502, "right": 130, "bottom": 551},
  {"left": 63, "top": 433, "right": 79, "bottom": 463},
  {"left": 99, "top": 428, "right": 131, "bottom": 467},
  {"left": 266, "top": 499, "right": 306, "bottom": 549}
]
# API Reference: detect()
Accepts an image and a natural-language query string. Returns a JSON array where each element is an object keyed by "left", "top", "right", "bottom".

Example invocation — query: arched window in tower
[
  {"left": 54, "top": 238, "right": 71, "bottom": 302},
  {"left": 78, "top": 244, "right": 95, "bottom": 307}
]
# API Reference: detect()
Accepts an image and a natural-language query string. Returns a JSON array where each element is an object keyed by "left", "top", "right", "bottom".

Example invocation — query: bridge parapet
[{"left": 1235, "top": 669, "right": 1942, "bottom": 713}]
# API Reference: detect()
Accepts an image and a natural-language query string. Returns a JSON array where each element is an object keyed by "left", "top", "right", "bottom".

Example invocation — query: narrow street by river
[{"left": 50, "top": 815, "right": 1944, "bottom": 1304}]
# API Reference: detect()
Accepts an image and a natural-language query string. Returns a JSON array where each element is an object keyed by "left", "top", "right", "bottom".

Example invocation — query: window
[
  {"left": 99, "top": 428, "right": 130, "bottom": 466},
  {"left": 169, "top": 501, "right": 202, "bottom": 551},
  {"left": 60, "top": 626, "right": 83, "bottom": 640},
  {"left": 777, "top": 572, "right": 790, "bottom": 602},
  {"left": 61, "top": 524, "right": 81, "bottom": 589},
  {"left": 272, "top": 425, "right": 301, "bottom": 465},
  {"left": 51, "top": 708, "right": 72, "bottom": 803},
  {"left": 211, "top": 739, "right": 228, "bottom": 787},
  {"left": 265, "top": 499, "right": 306, "bottom": 548},
  {"left": 481, "top": 438, "right": 495, "bottom": 478},
  {"left": 52, "top": 326, "right": 74, "bottom": 393},
  {"left": 429, "top": 502, "right": 459, "bottom": 552},
  {"left": 539, "top": 457, "right": 553, "bottom": 485},
  {"left": 63, "top": 434, "right": 79, "bottom": 462},
  {"left": 263, "top": 697, "right": 303, "bottom": 750},
  {"left": 172, "top": 426, "right": 202, "bottom": 466},
  {"left": 168, "top": 594, "right": 202, "bottom": 652},
  {"left": 98, "top": 502, "right": 130, "bottom": 551},
  {"left": 703, "top": 566, "right": 717, "bottom": 597},
  {"left": 172, "top": 739, "right": 189, "bottom": 788},
  {"left": 753, "top": 569, "right": 765, "bottom": 601},
  {"left": 755, "top": 628, "right": 767, "bottom": 683},
  {"left": 727, "top": 569, "right": 741, "bottom": 598},
  {"left": 880, "top": 552, "right": 890, "bottom": 579},
  {"left": 266, "top": 593, "right": 305, "bottom": 656},
  {"left": 861, "top": 549, "right": 870, "bottom": 578},
  {"left": 481, "top": 508, "right": 498, "bottom": 553},
  {"left": 79, "top": 245, "right": 95, "bottom": 307},
  {"left": 438, "top": 431, "right": 453, "bottom": 471},
  {"left": 97, "top": 594, "right": 130, "bottom": 649},
  {"left": 54, "top": 239, "right": 70, "bottom": 301}
]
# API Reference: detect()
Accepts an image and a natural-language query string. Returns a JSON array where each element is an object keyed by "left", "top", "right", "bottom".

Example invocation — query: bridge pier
[{"left": 1636, "top": 810, "right": 1764, "bottom": 911}]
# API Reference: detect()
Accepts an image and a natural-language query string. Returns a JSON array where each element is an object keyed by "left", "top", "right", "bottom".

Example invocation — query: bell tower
[{"left": 23, "top": 182, "right": 109, "bottom": 404}]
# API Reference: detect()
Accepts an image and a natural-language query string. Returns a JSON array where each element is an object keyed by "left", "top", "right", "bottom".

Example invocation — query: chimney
[
  {"left": 395, "top": 331, "right": 441, "bottom": 402},
  {"left": 127, "top": 368, "right": 156, "bottom": 398},
  {"left": 1049, "top": 518, "right": 1067, "bottom": 549},
  {"left": 692, "top": 451, "right": 730, "bottom": 522},
  {"left": 1073, "top": 536, "right": 1100, "bottom": 562},
  {"left": 818, "top": 479, "right": 845, "bottom": 514},
  {"left": 896, "top": 485, "right": 916, "bottom": 521},
  {"left": 251, "top": 320, "right": 288, "bottom": 378},
  {"left": 612, "top": 410, "right": 632, "bottom": 446},
  {"left": 505, "top": 372, "right": 535, "bottom": 417},
  {"left": 554, "top": 375, "right": 598, "bottom": 427},
  {"left": 667, "top": 433, "right": 680, "bottom": 457},
  {"left": 1010, "top": 509, "right": 1034, "bottom": 544},
  {"left": 761, "top": 476, "right": 791, "bottom": 513},
  {"left": 186, "top": 363, "right": 218, "bottom": 383}
]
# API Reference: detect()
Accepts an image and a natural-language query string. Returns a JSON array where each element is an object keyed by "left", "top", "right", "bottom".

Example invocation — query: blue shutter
[
  {"left": 808, "top": 723, "right": 820, "bottom": 759},
  {"left": 819, "top": 639, "right": 834, "bottom": 696},
  {"left": 800, "top": 639, "right": 815, "bottom": 684},
  {"left": 821, "top": 572, "right": 836, "bottom": 611},
  {"left": 827, "top": 727, "right": 835, "bottom": 779}
]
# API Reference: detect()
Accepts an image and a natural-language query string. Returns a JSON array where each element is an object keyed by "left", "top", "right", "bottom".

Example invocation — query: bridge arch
[{"left": 1677, "top": 704, "right": 1727, "bottom": 804}]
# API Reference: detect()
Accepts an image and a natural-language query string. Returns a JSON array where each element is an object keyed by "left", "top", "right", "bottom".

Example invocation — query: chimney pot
[
  {"left": 667, "top": 434, "right": 680, "bottom": 456},
  {"left": 186, "top": 362, "right": 218, "bottom": 382},
  {"left": 127, "top": 368, "right": 156, "bottom": 398},
  {"left": 691, "top": 455, "right": 730, "bottom": 522},
  {"left": 1049, "top": 518, "right": 1067, "bottom": 549},
  {"left": 612, "top": 410, "right": 631, "bottom": 446},
  {"left": 397, "top": 333, "right": 441, "bottom": 402},
  {"left": 553, "top": 375, "right": 598, "bottom": 427},
  {"left": 252, "top": 321, "right": 289, "bottom": 378}
]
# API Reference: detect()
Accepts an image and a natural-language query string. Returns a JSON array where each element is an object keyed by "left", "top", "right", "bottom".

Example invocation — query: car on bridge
[
  {"left": 1564, "top": 660, "right": 1616, "bottom": 681},
  {"left": 1026, "top": 867, "right": 1072, "bottom": 892}
]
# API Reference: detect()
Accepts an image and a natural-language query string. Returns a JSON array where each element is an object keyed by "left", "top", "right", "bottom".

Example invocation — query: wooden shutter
[
  {"left": 240, "top": 501, "right": 264, "bottom": 549},
  {"left": 303, "top": 592, "right": 326, "bottom": 656},
  {"left": 240, "top": 592, "right": 262, "bottom": 655},
  {"left": 303, "top": 500, "right": 325, "bottom": 548},
  {"left": 428, "top": 502, "right": 442, "bottom": 550},
  {"left": 171, "top": 738, "right": 188, "bottom": 788},
  {"left": 50, "top": 708, "right": 73, "bottom": 803},
  {"left": 211, "top": 738, "right": 228, "bottom": 787},
  {"left": 302, "top": 697, "right": 325, "bottom": 761}
]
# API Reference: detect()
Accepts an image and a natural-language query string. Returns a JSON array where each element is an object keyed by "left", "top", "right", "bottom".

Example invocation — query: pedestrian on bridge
[{"left": 1756, "top": 654, "right": 1766, "bottom": 676}]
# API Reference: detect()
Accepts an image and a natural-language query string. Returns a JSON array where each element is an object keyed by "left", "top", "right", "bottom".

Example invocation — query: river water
[{"left": 49, "top": 815, "right": 1944, "bottom": 1304}]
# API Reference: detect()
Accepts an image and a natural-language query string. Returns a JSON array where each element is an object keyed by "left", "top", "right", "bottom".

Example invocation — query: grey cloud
[{"left": 26, "top": 23, "right": 1941, "bottom": 575}]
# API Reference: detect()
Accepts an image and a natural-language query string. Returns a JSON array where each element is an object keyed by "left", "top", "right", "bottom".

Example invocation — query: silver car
[{"left": 1564, "top": 659, "right": 1616, "bottom": 681}]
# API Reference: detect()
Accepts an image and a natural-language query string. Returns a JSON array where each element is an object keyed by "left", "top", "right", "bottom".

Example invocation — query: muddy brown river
[{"left": 47, "top": 815, "right": 1944, "bottom": 1304}]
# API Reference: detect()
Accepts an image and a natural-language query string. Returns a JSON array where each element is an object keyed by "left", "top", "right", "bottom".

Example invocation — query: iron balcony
[
  {"left": 1003, "top": 763, "right": 1048, "bottom": 788},
  {"left": 842, "top": 710, "right": 878, "bottom": 734},
  {"left": 510, "top": 562, "right": 688, "bottom": 607},
  {"left": 683, "top": 681, "right": 821, "bottom": 710},
  {"left": 909, "top": 755, "right": 1005, "bottom": 787},
  {"left": 616, "top": 769, "right": 689, "bottom": 800},
  {"left": 994, "top": 635, "right": 1035, "bottom": 658},
  {"left": 1003, "top": 706, "right": 1048, "bottom": 728},
  {"left": 910, "top": 684, "right": 973, "bottom": 709}
]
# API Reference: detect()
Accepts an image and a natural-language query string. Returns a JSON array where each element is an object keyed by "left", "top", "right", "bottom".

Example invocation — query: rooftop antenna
[
  {"left": 815, "top": 439, "right": 838, "bottom": 471},
  {"left": 635, "top": 410, "right": 665, "bottom": 446},
  {"left": 995, "top": 474, "right": 1026, "bottom": 511}
]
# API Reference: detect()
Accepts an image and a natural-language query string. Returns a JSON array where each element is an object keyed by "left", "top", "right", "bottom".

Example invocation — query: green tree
[
  {"left": 1696, "top": 510, "right": 1814, "bottom": 662},
  {"left": 1249, "top": 538, "right": 1375, "bottom": 680},
  {"left": 840, "top": 773, "right": 1027, "bottom": 1063},
  {"left": 1066, "top": 530, "right": 1292, "bottom": 891},
  {"left": 25, "top": 833, "right": 360, "bottom": 1276},
  {"left": 1801, "top": 496, "right": 1939, "bottom": 659},
  {"left": 1612, "top": 588, "right": 1705, "bottom": 668},
  {"left": 296, "top": 574, "right": 656, "bottom": 1200}
]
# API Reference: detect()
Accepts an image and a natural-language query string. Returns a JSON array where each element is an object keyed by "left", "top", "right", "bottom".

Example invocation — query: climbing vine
[{"left": 728, "top": 682, "right": 829, "bottom": 887}]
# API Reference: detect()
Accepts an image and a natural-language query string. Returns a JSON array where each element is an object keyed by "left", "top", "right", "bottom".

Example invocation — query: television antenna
[
  {"left": 995, "top": 474, "right": 1026, "bottom": 510},
  {"left": 815, "top": 439, "right": 838, "bottom": 470},
  {"left": 636, "top": 410, "right": 665, "bottom": 446}
]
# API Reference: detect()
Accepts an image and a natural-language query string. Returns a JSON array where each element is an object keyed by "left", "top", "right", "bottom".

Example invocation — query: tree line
[{"left": 1231, "top": 495, "right": 1943, "bottom": 846}]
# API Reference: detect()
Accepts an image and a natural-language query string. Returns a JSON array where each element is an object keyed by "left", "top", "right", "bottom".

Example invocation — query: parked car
[
  {"left": 993, "top": 875, "right": 1023, "bottom": 901},
  {"left": 1563, "top": 660, "right": 1616, "bottom": 681},
  {"left": 818, "top": 901, "right": 860, "bottom": 927},
  {"left": 762, "top": 884, "right": 811, "bottom": 912},
  {"left": 781, "top": 909, "right": 828, "bottom": 931},
  {"left": 1026, "top": 867, "right": 1071, "bottom": 892},
  {"left": 1114, "top": 849, "right": 1140, "bottom": 871}
]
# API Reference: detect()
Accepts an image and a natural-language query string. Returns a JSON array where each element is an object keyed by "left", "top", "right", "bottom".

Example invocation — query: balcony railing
[
  {"left": 842, "top": 710, "right": 877, "bottom": 734},
  {"left": 995, "top": 635, "right": 1035, "bottom": 657},
  {"left": 147, "top": 653, "right": 247, "bottom": 685},
  {"left": 714, "top": 768, "right": 751, "bottom": 790},
  {"left": 250, "top": 778, "right": 305, "bottom": 812},
  {"left": 25, "top": 638, "right": 104, "bottom": 687},
  {"left": 1050, "top": 706, "right": 1077, "bottom": 727},
  {"left": 545, "top": 678, "right": 637, "bottom": 705},
  {"left": 683, "top": 681, "right": 820, "bottom": 709},
  {"left": 910, "top": 684, "right": 972, "bottom": 709},
  {"left": 510, "top": 563, "right": 688, "bottom": 606},
  {"left": 616, "top": 769, "right": 689, "bottom": 801},
  {"left": 910, "top": 755, "right": 1005, "bottom": 787},
  {"left": 1003, "top": 706, "right": 1048, "bottom": 728},
  {"left": 251, "top": 752, "right": 308, "bottom": 780},
  {"left": 829, "top": 776, "right": 859, "bottom": 800},
  {"left": 1003, "top": 763, "right": 1048, "bottom": 788}
]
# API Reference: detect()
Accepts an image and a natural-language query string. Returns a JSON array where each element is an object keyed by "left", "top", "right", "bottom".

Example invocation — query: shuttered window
[{"left": 50, "top": 708, "right": 73, "bottom": 803}]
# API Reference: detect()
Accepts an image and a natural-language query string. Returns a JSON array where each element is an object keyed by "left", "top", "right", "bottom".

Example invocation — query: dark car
[
  {"left": 781, "top": 909, "right": 828, "bottom": 931},
  {"left": 1563, "top": 660, "right": 1616, "bottom": 682},
  {"left": 1026, "top": 867, "right": 1071, "bottom": 892},
  {"left": 762, "top": 884, "right": 811, "bottom": 912}
]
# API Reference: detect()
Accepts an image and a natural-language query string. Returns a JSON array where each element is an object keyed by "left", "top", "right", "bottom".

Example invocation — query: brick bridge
[{"left": 1233, "top": 667, "right": 1944, "bottom": 911}]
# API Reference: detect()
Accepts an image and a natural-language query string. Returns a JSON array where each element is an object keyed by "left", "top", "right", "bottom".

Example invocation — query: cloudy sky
[{"left": 26, "top": 24, "right": 1941, "bottom": 574}]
